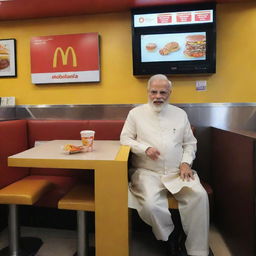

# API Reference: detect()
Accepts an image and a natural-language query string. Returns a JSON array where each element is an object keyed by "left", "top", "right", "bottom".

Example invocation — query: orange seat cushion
[
  {"left": 58, "top": 183, "right": 94, "bottom": 212},
  {"left": 29, "top": 175, "right": 87, "bottom": 208},
  {"left": 0, "top": 177, "right": 52, "bottom": 205}
]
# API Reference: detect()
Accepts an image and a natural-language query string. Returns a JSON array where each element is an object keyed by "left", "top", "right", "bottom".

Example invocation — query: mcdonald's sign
[
  {"left": 53, "top": 47, "right": 77, "bottom": 68},
  {"left": 30, "top": 33, "right": 100, "bottom": 84}
]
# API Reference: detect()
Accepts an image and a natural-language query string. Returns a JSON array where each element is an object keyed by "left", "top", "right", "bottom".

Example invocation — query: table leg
[{"left": 94, "top": 162, "right": 129, "bottom": 256}]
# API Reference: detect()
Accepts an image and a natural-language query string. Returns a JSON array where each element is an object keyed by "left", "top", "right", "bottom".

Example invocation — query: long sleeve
[
  {"left": 181, "top": 116, "right": 197, "bottom": 165},
  {"left": 120, "top": 110, "right": 151, "bottom": 155}
]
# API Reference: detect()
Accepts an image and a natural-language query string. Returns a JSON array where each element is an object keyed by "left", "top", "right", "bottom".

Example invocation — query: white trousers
[{"left": 129, "top": 169, "right": 209, "bottom": 256}]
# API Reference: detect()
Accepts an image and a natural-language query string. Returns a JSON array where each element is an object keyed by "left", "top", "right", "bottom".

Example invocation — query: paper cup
[{"left": 80, "top": 130, "right": 95, "bottom": 152}]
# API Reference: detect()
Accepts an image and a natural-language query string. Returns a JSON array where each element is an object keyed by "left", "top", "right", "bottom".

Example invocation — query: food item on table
[
  {"left": 63, "top": 144, "right": 84, "bottom": 154},
  {"left": 159, "top": 42, "right": 180, "bottom": 55},
  {"left": 0, "top": 44, "right": 10, "bottom": 70},
  {"left": 145, "top": 43, "right": 157, "bottom": 52},
  {"left": 183, "top": 34, "right": 206, "bottom": 58}
]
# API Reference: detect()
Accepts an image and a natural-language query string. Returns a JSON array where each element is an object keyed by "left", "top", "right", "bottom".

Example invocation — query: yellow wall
[{"left": 0, "top": 2, "right": 255, "bottom": 105}]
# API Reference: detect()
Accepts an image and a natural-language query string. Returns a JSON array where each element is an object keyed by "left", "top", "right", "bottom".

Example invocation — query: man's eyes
[{"left": 150, "top": 90, "right": 168, "bottom": 95}]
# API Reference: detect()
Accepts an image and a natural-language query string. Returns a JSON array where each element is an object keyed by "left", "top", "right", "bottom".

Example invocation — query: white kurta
[{"left": 120, "top": 104, "right": 209, "bottom": 256}]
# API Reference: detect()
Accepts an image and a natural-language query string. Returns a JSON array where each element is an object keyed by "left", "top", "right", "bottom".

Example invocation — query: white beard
[{"left": 148, "top": 100, "right": 168, "bottom": 113}]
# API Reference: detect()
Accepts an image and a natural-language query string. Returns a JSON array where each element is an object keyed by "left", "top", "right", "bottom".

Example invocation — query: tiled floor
[{"left": 0, "top": 225, "right": 231, "bottom": 256}]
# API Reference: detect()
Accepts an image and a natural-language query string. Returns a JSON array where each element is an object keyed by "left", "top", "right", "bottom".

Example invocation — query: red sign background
[{"left": 30, "top": 33, "right": 99, "bottom": 73}]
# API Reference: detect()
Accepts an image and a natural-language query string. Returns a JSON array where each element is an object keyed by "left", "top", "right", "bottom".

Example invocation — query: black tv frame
[{"left": 131, "top": 3, "right": 216, "bottom": 76}]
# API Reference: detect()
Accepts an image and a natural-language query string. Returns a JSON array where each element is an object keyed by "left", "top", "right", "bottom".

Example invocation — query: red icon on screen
[
  {"left": 195, "top": 11, "right": 211, "bottom": 22},
  {"left": 176, "top": 12, "right": 192, "bottom": 23},
  {"left": 157, "top": 14, "right": 172, "bottom": 24}
]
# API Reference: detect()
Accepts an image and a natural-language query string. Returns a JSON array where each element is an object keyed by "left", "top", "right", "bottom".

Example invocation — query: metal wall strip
[{"left": 13, "top": 103, "right": 255, "bottom": 131}]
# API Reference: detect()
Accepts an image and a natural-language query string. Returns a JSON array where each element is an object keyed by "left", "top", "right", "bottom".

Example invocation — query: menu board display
[
  {"left": 141, "top": 32, "right": 206, "bottom": 62},
  {"left": 134, "top": 10, "right": 213, "bottom": 27},
  {"left": 131, "top": 3, "right": 216, "bottom": 75}
]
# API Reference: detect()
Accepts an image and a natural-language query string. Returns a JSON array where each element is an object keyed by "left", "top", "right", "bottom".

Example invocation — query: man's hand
[
  {"left": 145, "top": 147, "right": 160, "bottom": 160},
  {"left": 179, "top": 162, "right": 194, "bottom": 181}
]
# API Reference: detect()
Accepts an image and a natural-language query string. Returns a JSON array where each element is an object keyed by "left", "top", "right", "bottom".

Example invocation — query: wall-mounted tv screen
[{"left": 131, "top": 3, "right": 216, "bottom": 76}]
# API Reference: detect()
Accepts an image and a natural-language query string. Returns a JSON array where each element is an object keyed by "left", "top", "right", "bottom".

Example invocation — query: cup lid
[{"left": 80, "top": 130, "right": 95, "bottom": 135}]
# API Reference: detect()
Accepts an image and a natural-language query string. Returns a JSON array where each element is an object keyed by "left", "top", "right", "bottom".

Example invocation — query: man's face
[{"left": 148, "top": 79, "right": 171, "bottom": 112}]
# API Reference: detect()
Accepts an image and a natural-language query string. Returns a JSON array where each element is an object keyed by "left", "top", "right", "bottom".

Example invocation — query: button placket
[{"left": 158, "top": 114, "right": 167, "bottom": 174}]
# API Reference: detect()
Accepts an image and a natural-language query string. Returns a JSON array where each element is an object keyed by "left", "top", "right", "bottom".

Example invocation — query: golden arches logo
[{"left": 53, "top": 47, "right": 77, "bottom": 68}]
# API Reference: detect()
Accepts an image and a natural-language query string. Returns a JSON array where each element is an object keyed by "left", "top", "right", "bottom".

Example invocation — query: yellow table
[{"left": 8, "top": 140, "right": 130, "bottom": 256}]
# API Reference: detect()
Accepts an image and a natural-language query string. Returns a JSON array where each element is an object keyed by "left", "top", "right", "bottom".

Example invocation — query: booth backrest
[
  {"left": 27, "top": 120, "right": 90, "bottom": 148},
  {"left": 27, "top": 120, "right": 125, "bottom": 148},
  {"left": 0, "top": 120, "right": 29, "bottom": 189},
  {"left": 88, "top": 120, "right": 125, "bottom": 140},
  {"left": 27, "top": 119, "right": 125, "bottom": 177}
]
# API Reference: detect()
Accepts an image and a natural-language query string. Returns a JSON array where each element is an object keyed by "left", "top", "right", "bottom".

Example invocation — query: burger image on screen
[
  {"left": 0, "top": 44, "right": 10, "bottom": 70},
  {"left": 183, "top": 34, "right": 206, "bottom": 58},
  {"left": 145, "top": 43, "right": 157, "bottom": 52}
]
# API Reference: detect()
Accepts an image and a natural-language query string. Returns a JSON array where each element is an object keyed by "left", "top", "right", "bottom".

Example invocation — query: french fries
[{"left": 63, "top": 144, "right": 84, "bottom": 154}]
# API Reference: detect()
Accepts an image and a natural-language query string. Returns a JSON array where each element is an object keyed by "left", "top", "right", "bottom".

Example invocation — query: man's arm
[
  {"left": 179, "top": 116, "right": 197, "bottom": 181},
  {"left": 120, "top": 111, "right": 151, "bottom": 155}
]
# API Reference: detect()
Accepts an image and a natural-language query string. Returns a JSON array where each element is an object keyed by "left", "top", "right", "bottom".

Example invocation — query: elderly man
[{"left": 120, "top": 74, "right": 209, "bottom": 256}]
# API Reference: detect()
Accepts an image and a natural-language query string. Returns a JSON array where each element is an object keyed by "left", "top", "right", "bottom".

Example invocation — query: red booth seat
[
  {"left": 0, "top": 119, "right": 125, "bottom": 208},
  {"left": 0, "top": 120, "right": 29, "bottom": 189}
]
